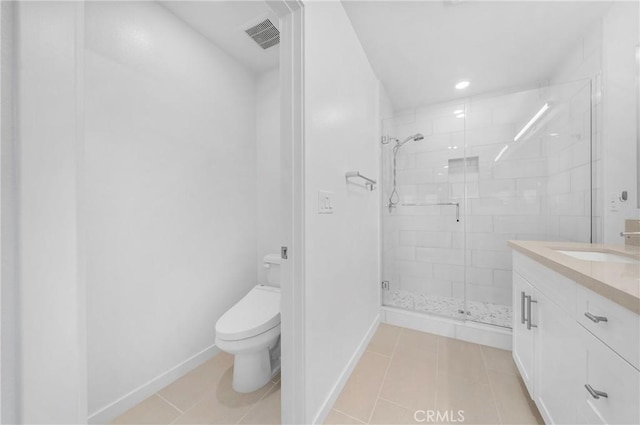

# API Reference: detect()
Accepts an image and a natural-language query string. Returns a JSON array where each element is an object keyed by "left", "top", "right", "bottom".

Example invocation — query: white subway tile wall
[{"left": 381, "top": 82, "right": 592, "bottom": 324}]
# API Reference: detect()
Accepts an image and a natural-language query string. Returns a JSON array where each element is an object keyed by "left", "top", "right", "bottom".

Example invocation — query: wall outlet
[{"left": 318, "top": 190, "right": 334, "bottom": 214}]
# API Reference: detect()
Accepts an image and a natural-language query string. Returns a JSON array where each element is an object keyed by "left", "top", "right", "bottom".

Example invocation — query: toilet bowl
[{"left": 215, "top": 255, "right": 281, "bottom": 393}]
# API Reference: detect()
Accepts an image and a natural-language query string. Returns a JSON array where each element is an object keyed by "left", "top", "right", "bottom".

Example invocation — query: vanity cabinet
[
  {"left": 512, "top": 272, "right": 535, "bottom": 395},
  {"left": 512, "top": 251, "right": 640, "bottom": 425}
]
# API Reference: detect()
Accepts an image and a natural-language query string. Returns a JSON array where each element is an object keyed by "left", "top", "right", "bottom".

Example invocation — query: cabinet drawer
[
  {"left": 513, "top": 252, "right": 576, "bottom": 317},
  {"left": 579, "top": 326, "right": 640, "bottom": 425},
  {"left": 577, "top": 284, "right": 640, "bottom": 370}
]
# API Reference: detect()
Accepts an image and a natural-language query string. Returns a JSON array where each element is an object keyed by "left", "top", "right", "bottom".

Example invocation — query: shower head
[{"left": 396, "top": 133, "right": 425, "bottom": 147}]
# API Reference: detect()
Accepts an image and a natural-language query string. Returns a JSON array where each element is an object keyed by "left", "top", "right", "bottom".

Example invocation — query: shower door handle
[{"left": 521, "top": 291, "right": 527, "bottom": 324}]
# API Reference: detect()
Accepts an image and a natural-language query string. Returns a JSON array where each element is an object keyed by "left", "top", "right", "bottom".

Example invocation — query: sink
[{"left": 556, "top": 250, "right": 640, "bottom": 265}]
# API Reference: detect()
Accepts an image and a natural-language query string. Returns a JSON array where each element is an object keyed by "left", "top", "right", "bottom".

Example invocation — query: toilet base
[
  {"left": 229, "top": 335, "right": 281, "bottom": 393},
  {"left": 216, "top": 325, "right": 281, "bottom": 393},
  {"left": 232, "top": 349, "right": 272, "bottom": 393}
]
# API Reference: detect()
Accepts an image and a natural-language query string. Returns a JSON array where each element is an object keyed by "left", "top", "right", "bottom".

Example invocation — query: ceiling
[
  {"left": 342, "top": 0, "right": 612, "bottom": 111},
  {"left": 161, "top": 1, "right": 279, "bottom": 74}
]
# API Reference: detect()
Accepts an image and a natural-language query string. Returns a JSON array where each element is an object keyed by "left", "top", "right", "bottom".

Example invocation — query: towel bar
[{"left": 345, "top": 171, "right": 376, "bottom": 191}]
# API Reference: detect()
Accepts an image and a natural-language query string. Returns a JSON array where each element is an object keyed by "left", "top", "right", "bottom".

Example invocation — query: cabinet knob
[
  {"left": 585, "top": 384, "right": 608, "bottom": 399},
  {"left": 584, "top": 312, "right": 608, "bottom": 323}
]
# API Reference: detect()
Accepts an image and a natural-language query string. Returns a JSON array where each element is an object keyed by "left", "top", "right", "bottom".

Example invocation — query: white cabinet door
[
  {"left": 534, "top": 288, "right": 581, "bottom": 425},
  {"left": 513, "top": 271, "right": 535, "bottom": 398},
  {"left": 577, "top": 325, "right": 640, "bottom": 425},
  {"left": 576, "top": 284, "right": 640, "bottom": 370}
]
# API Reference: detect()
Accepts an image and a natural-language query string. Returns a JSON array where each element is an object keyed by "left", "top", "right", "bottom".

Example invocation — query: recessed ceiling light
[
  {"left": 454, "top": 109, "right": 464, "bottom": 114},
  {"left": 455, "top": 80, "right": 470, "bottom": 90},
  {"left": 455, "top": 113, "right": 465, "bottom": 118}
]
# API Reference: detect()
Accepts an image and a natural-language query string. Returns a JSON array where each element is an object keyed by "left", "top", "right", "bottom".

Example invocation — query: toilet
[{"left": 215, "top": 254, "right": 281, "bottom": 393}]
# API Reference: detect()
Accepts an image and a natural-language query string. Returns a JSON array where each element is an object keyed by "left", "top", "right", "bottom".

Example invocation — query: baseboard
[
  {"left": 382, "top": 306, "right": 512, "bottom": 350},
  {"left": 88, "top": 344, "right": 220, "bottom": 424},
  {"left": 312, "top": 314, "right": 381, "bottom": 425}
]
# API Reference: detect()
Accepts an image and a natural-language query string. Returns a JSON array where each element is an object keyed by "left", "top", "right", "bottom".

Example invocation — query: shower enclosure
[{"left": 381, "top": 80, "right": 593, "bottom": 328}]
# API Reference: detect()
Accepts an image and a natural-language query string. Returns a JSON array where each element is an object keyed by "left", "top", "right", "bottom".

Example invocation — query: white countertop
[{"left": 508, "top": 241, "right": 640, "bottom": 315}]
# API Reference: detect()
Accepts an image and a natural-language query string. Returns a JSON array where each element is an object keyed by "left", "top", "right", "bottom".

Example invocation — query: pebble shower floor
[{"left": 385, "top": 289, "right": 512, "bottom": 328}]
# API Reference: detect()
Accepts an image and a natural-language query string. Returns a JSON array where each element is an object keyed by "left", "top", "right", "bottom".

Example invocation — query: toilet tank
[{"left": 263, "top": 254, "right": 282, "bottom": 288}]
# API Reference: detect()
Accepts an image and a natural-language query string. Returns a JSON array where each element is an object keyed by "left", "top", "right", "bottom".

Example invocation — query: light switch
[
  {"left": 318, "top": 190, "right": 334, "bottom": 214},
  {"left": 609, "top": 192, "right": 619, "bottom": 212}
]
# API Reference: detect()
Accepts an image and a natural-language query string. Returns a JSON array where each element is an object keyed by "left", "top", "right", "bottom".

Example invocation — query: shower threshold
[{"left": 384, "top": 289, "right": 512, "bottom": 329}]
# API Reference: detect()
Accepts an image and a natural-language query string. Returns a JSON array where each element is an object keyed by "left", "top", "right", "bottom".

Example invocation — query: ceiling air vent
[{"left": 245, "top": 19, "right": 280, "bottom": 50}]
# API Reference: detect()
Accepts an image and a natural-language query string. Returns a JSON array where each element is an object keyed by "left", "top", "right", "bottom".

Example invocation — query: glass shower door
[
  {"left": 380, "top": 79, "right": 593, "bottom": 329},
  {"left": 381, "top": 103, "right": 468, "bottom": 321},
  {"left": 463, "top": 79, "right": 593, "bottom": 327}
]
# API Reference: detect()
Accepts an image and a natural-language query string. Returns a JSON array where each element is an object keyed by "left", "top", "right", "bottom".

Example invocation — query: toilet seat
[{"left": 216, "top": 285, "right": 280, "bottom": 341}]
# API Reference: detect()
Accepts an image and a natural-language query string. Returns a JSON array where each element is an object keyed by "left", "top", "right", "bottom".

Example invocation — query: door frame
[{"left": 266, "top": 1, "right": 306, "bottom": 424}]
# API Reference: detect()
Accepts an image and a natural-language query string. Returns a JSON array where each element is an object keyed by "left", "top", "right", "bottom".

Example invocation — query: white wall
[
  {"left": 84, "top": 1, "right": 258, "bottom": 417},
  {"left": 303, "top": 2, "right": 381, "bottom": 422},
  {"left": 256, "top": 67, "right": 281, "bottom": 282},
  {"left": 1, "top": 1, "right": 19, "bottom": 423},
  {"left": 379, "top": 82, "right": 395, "bottom": 123},
  {"left": 601, "top": 2, "right": 639, "bottom": 243},
  {"left": 550, "top": 2, "right": 640, "bottom": 243},
  {"left": 14, "top": 2, "right": 86, "bottom": 423}
]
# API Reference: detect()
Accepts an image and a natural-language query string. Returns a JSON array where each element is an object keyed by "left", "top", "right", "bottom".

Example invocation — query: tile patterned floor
[
  {"left": 111, "top": 352, "right": 280, "bottom": 425},
  {"left": 112, "top": 324, "right": 542, "bottom": 425},
  {"left": 325, "top": 324, "right": 543, "bottom": 425}
]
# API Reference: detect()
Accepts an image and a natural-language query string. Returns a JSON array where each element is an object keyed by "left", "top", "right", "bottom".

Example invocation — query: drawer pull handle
[
  {"left": 584, "top": 312, "right": 608, "bottom": 323},
  {"left": 521, "top": 291, "right": 526, "bottom": 324},
  {"left": 526, "top": 296, "right": 537, "bottom": 330},
  {"left": 585, "top": 384, "right": 608, "bottom": 399}
]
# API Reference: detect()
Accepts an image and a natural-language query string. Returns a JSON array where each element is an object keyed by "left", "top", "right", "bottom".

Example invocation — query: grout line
[
  {"left": 331, "top": 408, "right": 368, "bottom": 425},
  {"left": 377, "top": 396, "right": 417, "bottom": 412},
  {"left": 364, "top": 348, "right": 392, "bottom": 358},
  {"left": 235, "top": 381, "right": 278, "bottom": 425},
  {"left": 434, "top": 335, "right": 440, "bottom": 410},
  {"left": 178, "top": 359, "right": 236, "bottom": 416},
  {"left": 364, "top": 349, "right": 393, "bottom": 360},
  {"left": 366, "top": 329, "right": 402, "bottom": 424},
  {"left": 479, "top": 346, "right": 503, "bottom": 425},
  {"left": 155, "top": 393, "right": 184, "bottom": 415}
]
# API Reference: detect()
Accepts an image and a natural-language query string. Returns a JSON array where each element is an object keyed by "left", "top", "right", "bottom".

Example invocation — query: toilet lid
[{"left": 215, "top": 285, "right": 281, "bottom": 341}]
